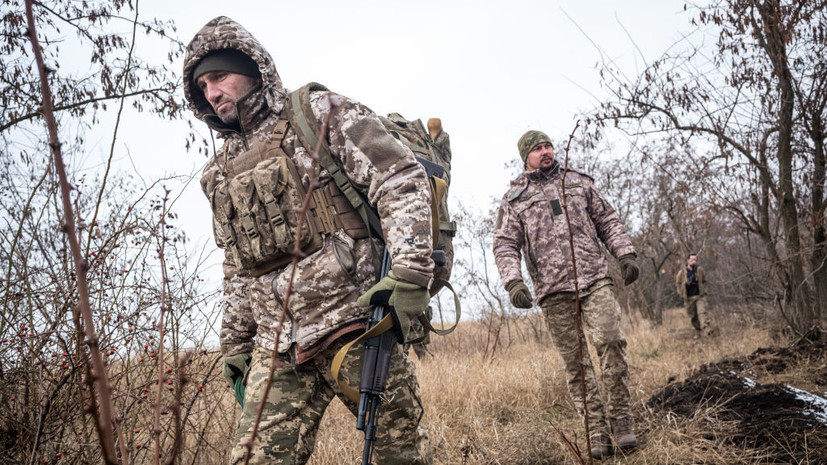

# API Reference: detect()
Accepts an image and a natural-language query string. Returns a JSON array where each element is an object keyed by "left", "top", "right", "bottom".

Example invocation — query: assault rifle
[{"left": 356, "top": 157, "right": 446, "bottom": 465}]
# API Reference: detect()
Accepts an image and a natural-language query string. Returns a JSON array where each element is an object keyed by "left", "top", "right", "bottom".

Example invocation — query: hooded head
[
  {"left": 183, "top": 16, "right": 286, "bottom": 133},
  {"left": 191, "top": 48, "right": 261, "bottom": 85}
]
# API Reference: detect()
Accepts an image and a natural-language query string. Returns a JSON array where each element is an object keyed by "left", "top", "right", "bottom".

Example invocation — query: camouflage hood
[{"left": 183, "top": 16, "right": 286, "bottom": 134}]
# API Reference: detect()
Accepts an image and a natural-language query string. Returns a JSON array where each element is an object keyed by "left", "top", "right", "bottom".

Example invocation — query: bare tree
[{"left": 588, "top": 0, "right": 827, "bottom": 337}]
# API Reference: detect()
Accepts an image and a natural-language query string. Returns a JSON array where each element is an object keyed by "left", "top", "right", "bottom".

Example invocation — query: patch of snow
[
  {"left": 728, "top": 370, "right": 757, "bottom": 388},
  {"left": 786, "top": 385, "right": 827, "bottom": 425}
]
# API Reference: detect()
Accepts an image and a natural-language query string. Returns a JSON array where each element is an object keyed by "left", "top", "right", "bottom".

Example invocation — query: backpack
[
  {"left": 285, "top": 82, "right": 459, "bottom": 340},
  {"left": 379, "top": 113, "right": 456, "bottom": 294}
]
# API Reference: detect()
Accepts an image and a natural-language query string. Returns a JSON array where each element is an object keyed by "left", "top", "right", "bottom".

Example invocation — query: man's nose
[{"left": 204, "top": 83, "right": 222, "bottom": 103}]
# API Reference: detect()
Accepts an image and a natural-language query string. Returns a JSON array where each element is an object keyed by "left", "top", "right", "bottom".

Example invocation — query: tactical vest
[{"left": 209, "top": 117, "right": 369, "bottom": 277}]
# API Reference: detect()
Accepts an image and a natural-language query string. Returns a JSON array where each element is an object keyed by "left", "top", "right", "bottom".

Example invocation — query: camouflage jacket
[
  {"left": 675, "top": 265, "right": 707, "bottom": 300},
  {"left": 183, "top": 17, "right": 433, "bottom": 362},
  {"left": 493, "top": 162, "right": 635, "bottom": 302}
]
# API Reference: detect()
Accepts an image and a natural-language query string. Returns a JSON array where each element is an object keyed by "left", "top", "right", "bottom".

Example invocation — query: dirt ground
[{"left": 646, "top": 337, "right": 827, "bottom": 463}]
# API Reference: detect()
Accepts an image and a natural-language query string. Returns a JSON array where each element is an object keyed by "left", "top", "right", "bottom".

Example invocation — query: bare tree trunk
[
  {"left": 653, "top": 274, "right": 664, "bottom": 325},
  {"left": 809, "top": 114, "right": 827, "bottom": 335},
  {"left": 759, "top": 0, "right": 815, "bottom": 335}
]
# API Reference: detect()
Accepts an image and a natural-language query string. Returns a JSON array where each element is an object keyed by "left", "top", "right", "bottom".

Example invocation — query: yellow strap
[
  {"left": 428, "top": 176, "right": 448, "bottom": 249},
  {"left": 330, "top": 314, "right": 395, "bottom": 404},
  {"left": 423, "top": 279, "right": 461, "bottom": 336}
]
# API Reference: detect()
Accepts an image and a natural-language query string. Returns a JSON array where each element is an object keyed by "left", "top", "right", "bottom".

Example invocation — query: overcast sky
[{"left": 84, "top": 0, "right": 697, "bottom": 277}]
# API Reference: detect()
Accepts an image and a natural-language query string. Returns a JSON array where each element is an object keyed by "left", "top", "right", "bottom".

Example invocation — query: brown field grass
[
  {"left": 305, "top": 305, "right": 819, "bottom": 465},
  {"left": 160, "top": 305, "right": 825, "bottom": 464}
]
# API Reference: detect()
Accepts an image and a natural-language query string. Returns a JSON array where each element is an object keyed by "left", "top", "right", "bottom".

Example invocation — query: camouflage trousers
[
  {"left": 540, "top": 280, "right": 631, "bottom": 430},
  {"left": 230, "top": 337, "right": 433, "bottom": 465},
  {"left": 684, "top": 295, "right": 710, "bottom": 333}
]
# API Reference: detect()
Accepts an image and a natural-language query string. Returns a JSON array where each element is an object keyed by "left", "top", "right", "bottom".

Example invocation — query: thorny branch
[{"left": 24, "top": 0, "right": 124, "bottom": 463}]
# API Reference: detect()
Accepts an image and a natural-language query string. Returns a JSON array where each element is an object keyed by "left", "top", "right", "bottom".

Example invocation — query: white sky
[{"left": 83, "top": 0, "right": 696, "bottom": 278}]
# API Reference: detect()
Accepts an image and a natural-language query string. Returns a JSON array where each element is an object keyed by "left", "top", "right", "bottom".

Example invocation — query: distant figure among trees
[{"left": 675, "top": 253, "right": 715, "bottom": 339}]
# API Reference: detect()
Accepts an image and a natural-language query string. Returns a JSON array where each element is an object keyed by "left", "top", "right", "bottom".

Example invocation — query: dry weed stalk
[
  {"left": 558, "top": 120, "right": 591, "bottom": 464},
  {"left": 153, "top": 187, "right": 188, "bottom": 465}
]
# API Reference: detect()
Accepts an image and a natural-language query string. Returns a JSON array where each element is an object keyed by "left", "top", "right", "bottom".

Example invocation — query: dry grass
[
  {"left": 162, "top": 305, "right": 824, "bottom": 464},
  {"left": 305, "top": 306, "right": 819, "bottom": 465}
]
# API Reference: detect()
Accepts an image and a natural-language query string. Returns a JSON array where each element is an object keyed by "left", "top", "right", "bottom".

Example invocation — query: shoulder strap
[{"left": 285, "top": 82, "right": 384, "bottom": 240}]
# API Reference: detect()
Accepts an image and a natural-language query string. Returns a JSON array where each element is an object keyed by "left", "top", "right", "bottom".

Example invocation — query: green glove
[
  {"left": 506, "top": 280, "right": 533, "bottom": 308},
  {"left": 356, "top": 271, "right": 430, "bottom": 343},
  {"left": 619, "top": 254, "right": 639, "bottom": 286},
  {"left": 222, "top": 352, "right": 251, "bottom": 407}
]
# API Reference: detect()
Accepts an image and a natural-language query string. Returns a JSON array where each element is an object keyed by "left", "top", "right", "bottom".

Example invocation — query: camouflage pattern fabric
[
  {"left": 184, "top": 17, "right": 434, "bottom": 361},
  {"left": 493, "top": 161, "right": 635, "bottom": 302},
  {"left": 540, "top": 279, "right": 631, "bottom": 425},
  {"left": 517, "top": 130, "right": 553, "bottom": 162},
  {"left": 231, "top": 341, "right": 432, "bottom": 465},
  {"left": 684, "top": 295, "right": 711, "bottom": 333}
]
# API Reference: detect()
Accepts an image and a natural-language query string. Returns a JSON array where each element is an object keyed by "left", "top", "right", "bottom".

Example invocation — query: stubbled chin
[{"left": 217, "top": 110, "right": 237, "bottom": 125}]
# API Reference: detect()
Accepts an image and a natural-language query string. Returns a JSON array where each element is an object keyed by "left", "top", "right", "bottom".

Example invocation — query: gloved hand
[
  {"left": 619, "top": 254, "right": 639, "bottom": 286},
  {"left": 506, "top": 280, "right": 534, "bottom": 308},
  {"left": 222, "top": 352, "right": 252, "bottom": 407},
  {"left": 356, "top": 271, "right": 430, "bottom": 344}
]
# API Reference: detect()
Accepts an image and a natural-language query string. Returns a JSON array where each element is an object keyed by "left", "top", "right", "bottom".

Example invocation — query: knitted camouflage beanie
[{"left": 517, "top": 130, "right": 552, "bottom": 162}]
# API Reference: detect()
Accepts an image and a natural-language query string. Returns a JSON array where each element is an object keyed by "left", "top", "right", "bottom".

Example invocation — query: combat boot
[
  {"left": 610, "top": 416, "right": 638, "bottom": 450},
  {"left": 590, "top": 431, "right": 613, "bottom": 460}
]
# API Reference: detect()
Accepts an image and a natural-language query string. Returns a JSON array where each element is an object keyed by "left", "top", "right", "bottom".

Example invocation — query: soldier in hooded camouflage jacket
[
  {"left": 183, "top": 16, "right": 433, "bottom": 465},
  {"left": 492, "top": 130, "right": 639, "bottom": 460}
]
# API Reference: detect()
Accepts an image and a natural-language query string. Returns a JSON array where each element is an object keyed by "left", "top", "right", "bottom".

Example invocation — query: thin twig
[
  {"left": 559, "top": 120, "right": 592, "bottom": 465},
  {"left": 243, "top": 100, "right": 337, "bottom": 465},
  {"left": 154, "top": 186, "right": 171, "bottom": 465}
]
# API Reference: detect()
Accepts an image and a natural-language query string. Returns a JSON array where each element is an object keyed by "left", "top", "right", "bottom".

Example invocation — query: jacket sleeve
[
  {"left": 675, "top": 269, "right": 685, "bottom": 300},
  {"left": 311, "top": 92, "right": 433, "bottom": 288},
  {"left": 584, "top": 176, "right": 635, "bottom": 258},
  {"left": 218, "top": 248, "right": 257, "bottom": 356},
  {"left": 492, "top": 198, "right": 525, "bottom": 288}
]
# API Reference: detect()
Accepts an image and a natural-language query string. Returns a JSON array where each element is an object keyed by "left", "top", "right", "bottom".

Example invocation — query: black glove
[
  {"left": 506, "top": 280, "right": 534, "bottom": 308},
  {"left": 619, "top": 254, "right": 639, "bottom": 286}
]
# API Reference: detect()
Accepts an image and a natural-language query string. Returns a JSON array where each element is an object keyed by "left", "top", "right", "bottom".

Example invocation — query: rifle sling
[{"left": 331, "top": 314, "right": 395, "bottom": 404}]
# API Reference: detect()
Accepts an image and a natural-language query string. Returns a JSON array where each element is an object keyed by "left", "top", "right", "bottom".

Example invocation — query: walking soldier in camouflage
[
  {"left": 675, "top": 253, "right": 714, "bottom": 338},
  {"left": 183, "top": 17, "right": 433, "bottom": 464},
  {"left": 492, "top": 130, "right": 640, "bottom": 460}
]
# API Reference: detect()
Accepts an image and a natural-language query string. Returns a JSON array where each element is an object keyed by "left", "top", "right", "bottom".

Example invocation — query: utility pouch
[{"left": 210, "top": 119, "right": 324, "bottom": 276}]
